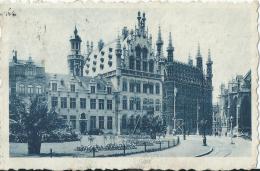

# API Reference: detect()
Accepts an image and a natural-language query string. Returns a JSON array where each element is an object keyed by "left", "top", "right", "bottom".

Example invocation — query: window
[
  {"left": 70, "top": 98, "right": 76, "bottom": 109},
  {"left": 36, "top": 85, "right": 42, "bottom": 94},
  {"left": 80, "top": 98, "right": 86, "bottom": 109},
  {"left": 109, "top": 48, "right": 113, "bottom": 52},
  {"left": 90, "top": 116, "right": 96, "bottom": 129},
  {"left": 143, "top": 61, "right": 147, "bottom": 72},
  {"left": 143, "top": 99, "right": 148, "bottom": 110},
  {"left": 107, "top": 100, "right": 112, "bottom": 110},
  {"left": 130, "top": 98, "right": 134, "bottom": 110},
  {"left": 122, "top": 80, "right": 127, "bottom": 91},
  {"left": 51, "top": 97, "right": 58, "bottom": 108},
  {"left": 70, "top": 84, "right": 75, "bottom": 92},
  {"left": 142, "top": 48, "right": 148, "bottom": 59},
  {"left": 99, "top": 116, "right": 104, "bottom": 129},
  {"left": 90, "top": 99, "right": 96, "bottom": 109},
  {"left": 52, "top": 83, "right": 57, "bottom": 92},
  {"left": 136, "top": 60, "right": 141, "bottom": 70},
  {"left": 61, "top": 97, "right": 67, "bottom": 108},
  {"left": 99, "top": 99, "right": 104, "bottom": 110},
  {"left": 129, "top": 82, "right": 135, "bottom": 92},
  {"left": 70, "top": 115, "right": 76, "bottom": 129},
  {"left": 107, "top": 116, "right": 113, "bottom": 129},
  {"left": 28, "top": 85, "right": 33, "bottom": 94},
  {"left": 122, "top": 115, "right": 127, "bottom": 129},
  {"left": 122, "top": 97, "right": 127, "bottom": 110},
  {"left": 149, "top": 84, "right": 154, "bottom": 94},
  {"left": 107, "top": 87, "right": 112, "bottom": 94},
  {"left": 136, "top": 46, "right": 141, "bottom": 58},
  {"left": 19, "top": 84, "right": 25, "bottom": 94},
  {"left": 156, "top": 99, "right": 160, "bottom": 111},
  {"left": 149, "top": 60, "right": 154, "bottom": 72},
  {"left": 28, "top": 67, "right": 33, "bottom": 76},
  {"left": 136, "top": 98, "right": 141, "bottom": 110},
  {"left": 129, "top": 56, "right": 135, "bottom": 69},
  {"left": 91, "top": 86, "right": 95, "bottom": 93},
  {"left": 136, "top": 83, "right": 141, "bottom": 93},
  {"left": 156, "top": 84, "right": 160, "bottom": 94},
  {"left": 143, "top": 84, "right": 148, "bottom": 93}
]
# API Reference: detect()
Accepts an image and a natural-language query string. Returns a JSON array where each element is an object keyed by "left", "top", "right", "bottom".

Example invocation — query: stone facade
[{"left": 217, "top": 70, "right": 251, "bottom": 136}]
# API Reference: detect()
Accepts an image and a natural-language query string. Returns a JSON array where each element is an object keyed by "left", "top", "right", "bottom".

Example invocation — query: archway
[
  {"left": 79, "top": 113, "right": 87, "bottom": 135},
  {"left": 239, "top": 95, "right": 251, "bottom": 135}
]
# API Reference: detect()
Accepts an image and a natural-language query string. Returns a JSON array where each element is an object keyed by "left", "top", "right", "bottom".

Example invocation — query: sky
[{"left": 2, "top": 2, "right": 257, "bottom": 103}]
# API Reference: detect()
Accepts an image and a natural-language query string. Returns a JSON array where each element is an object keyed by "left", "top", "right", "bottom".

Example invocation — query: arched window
[
  {"left": 129, "top": 56, "right": 135, "bottom": 69},
  {"left": 80, "top": 113, "right": 86, "bottom": 120},
  {"left": 149, "top": 60, "right": 154, "bottom": 73},
  {"left": 135, "top": 45, "right": 141, "bottom": 58},
  {"left": 142, "top": 48, "right": 148, "bottom": 59},
  {"left": 136, "top": 60, "right": 141, "bottom": 70}
]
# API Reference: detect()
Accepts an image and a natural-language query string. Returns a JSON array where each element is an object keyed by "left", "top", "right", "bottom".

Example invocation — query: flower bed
[{"left": 75, "top": 143, "right": 137, "bottom": 153}]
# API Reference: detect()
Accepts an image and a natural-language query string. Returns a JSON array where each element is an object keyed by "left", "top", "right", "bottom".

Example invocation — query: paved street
[{"left": 130, "top": 135, "right": 251, "bottom": 157}]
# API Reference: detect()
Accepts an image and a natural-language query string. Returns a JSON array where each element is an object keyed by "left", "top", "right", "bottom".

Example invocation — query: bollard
[
  {"left": 92, "top": 147, "right": 95, "bottom": 157},
  {"left": 123, "top": 144, "right": 126, "bottom": 156},
  {"left": 144, "top": 142, "right": 147, "bottom": 152},
  {"left": 50, "top": 148, "right": 53, "bottom": 158},
  {"left": 168, "top": 141, "right": 170, "bottom": 148},
  {"left": 159, "top": 141, "right": 162, "bottom": 150}
]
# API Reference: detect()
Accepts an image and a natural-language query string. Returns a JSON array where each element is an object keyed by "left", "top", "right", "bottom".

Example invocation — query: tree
[{"left": 10, "top": 95, "right": 65, "bottom": 155}]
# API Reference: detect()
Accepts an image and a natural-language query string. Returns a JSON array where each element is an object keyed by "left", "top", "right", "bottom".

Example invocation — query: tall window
[
  {"left": 28, "top": 85, "right": 33, "bottom": 94},
  {"left": 136, "top": 46, "right": 141, "bottom": 58},
  {"left": 52, "top": 83, "right": 57, "bottom": 92},
  {"left": 90, "top": 116, "right": 96, "bottom": 129},
  {"left": 143, "top": 98, "right": 148, "bottom": 110},
  {"left": 99, "top": 99, "right": 104, "bottom": 110},
  {"left": 99, "top": 116, "right": 104, "bottom": 129},
  {"left": 129, "top": 82, "right": 135, "bottom": 92},
  {"left": 70, "top": 98, "right": 76, "bottom": 109},
  {"left": 136, "top": 83, "right": 141, "bottom": 93},
  {"left": 122, "top": 115, "right": 127, "bottom": 129},
  {"left": 51, "top": 97, "right": 58, "bottom": 108},
  {"left": 107, "top": 87, "right": 112, "bottom": 94},
  {"left": 129, "top": 56, "right": 135, "bottom": 69},
  {"left": 91, "top": 86, "right": 95, "bottom": 93},
  {"left": 142, "top": 48, "right": 148, "bottom": 59},
  {"left": 136, "top": 60, "right": 141, "bottom": 70},
  {"left": 156, "top": 84, "right": 160, "bottom": 94},
  {"left": 90, "top": 99, "right": 96, "bottom": 109},
  {"left": 28, "top": 67, "right": 33, "bottom": 76},
  {"left": 80, "top": 98, "right": 86, "bottom": 109},
  {"left": 122, "top": 80, "right": 127, "bottom": 91},
  {"left": 107, "top": 116, "right": 113, "bottom": 129},
  {"left": 130, "top": 98, "right": 134, "bottom": 110},
  {"left": 70, "top": 84, "right": 75, "bottom": 92},
  {"left": 155, "top": 99, "right": 160, "bottom": 111},
  {"left": 122, "top": 96, "right": 127, "bottom": 110},
  {"left": 19, "top": 84, "right": 25, "bottom": 94},
  {"left": 143, "top": 84, "right": 147, "bottom": 93},
  {"left": 143, "top": 61, "right": 147, "bottom": 72},
  {"left": 70, "top": 115, "right": 76, "bottom": 129},
  {"left": 61, "top": 97, "right": 67, "bottom": 108},
  {"left": 107, "top": 100, "right": 112, "bottom": 110},
  {"left": 36, "top": 85, "right": 42, "bottom": 94},
  {"left": 149, "top": 84, "right": 154, "bottom": 94},
  {"left": 136, "top": 98, "right": 141, "bottom": 110},
  {"left": 149, "top": 60, "right": 154, "bottom": 73}
]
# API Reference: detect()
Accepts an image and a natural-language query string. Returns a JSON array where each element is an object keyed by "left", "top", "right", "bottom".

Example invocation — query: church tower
[
  {"left": 67, "top": 26, "right": 84, "bottom": 77},
  {"left": 206, "top": 49, "right": 213, "bottom": 85},
  {"left": 167, "top": 32, "right": 174, "bottom": 63},
  {"left": 196, "top": 43, "right": 203, "bottom": 71}
]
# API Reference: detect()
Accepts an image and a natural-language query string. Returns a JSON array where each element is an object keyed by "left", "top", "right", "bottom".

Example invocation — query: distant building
[{"left": 218, "top": 70, "right": 251, "bottom": 136}]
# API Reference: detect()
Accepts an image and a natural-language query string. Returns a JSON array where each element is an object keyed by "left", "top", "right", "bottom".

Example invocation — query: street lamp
[
  {"left": 230, "top": 116, "right": 235, "bottom": 144},
  {"left": 173, "top": 86, "right": 178, "bottom": 134}
]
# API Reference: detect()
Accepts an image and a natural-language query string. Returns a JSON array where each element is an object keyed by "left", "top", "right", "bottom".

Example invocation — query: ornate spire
[
  {"left": 74, "top": 25, "right": 78, "bottom": 36},
  {"left": 207, "top": 48, "right": 212, "bottom": 62},
  {"left": 167, "top": 32, "right": 173, "bottom": 50},
  {"left": 156, "top": 26, "right": 163, "bottom": 45},
  {"left": 197, "top": 42, "right": 201, "bottom": 58}
]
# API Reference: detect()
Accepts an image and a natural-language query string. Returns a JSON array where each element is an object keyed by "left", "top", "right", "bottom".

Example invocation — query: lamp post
[
  {"left": 196, "top": 98, "right": 200, "bottom": 135},
  {"left": 201, "top": 119, "right": 207, "bottom": 146},
  {"left": 230, "top": 116, "right": 234, "bottom": 144},
  {"left": 173, "top": 86, "right": 177, "bottom": 134}
]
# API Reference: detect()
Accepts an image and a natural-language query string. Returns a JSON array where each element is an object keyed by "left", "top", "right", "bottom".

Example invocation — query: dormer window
[
  {"left": 107, "top": 87, "right": 112, "bottom": 94},
  {"left": 91, "top": 86, "right": 95, "bottom": 93},
  {"left": 70, "top": 84, "right": 75, "bottom": 92},
  {"left": 109, "top": 48, "right": 113, "bottom": 52}
]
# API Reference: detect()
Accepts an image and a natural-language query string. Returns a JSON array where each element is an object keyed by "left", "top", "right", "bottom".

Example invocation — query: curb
[{"left": 195, "top": 147, "right": 214, "bottom": 157}]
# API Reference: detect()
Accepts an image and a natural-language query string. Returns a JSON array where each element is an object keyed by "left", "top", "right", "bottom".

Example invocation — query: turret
[
  {"left": 206, "top": 49, "right": 213, "bottom": 84},
  {"left": 68, "top": 26, "right": 84, "bottom": 77},
  {"left": 196, "top": 43, "right": 203, "bottom": 71},
  {"left": 115, "top": 35, "right": 122, "bottom": 68},
  {"left": 167, "top": 32, "right": 174, "bottom": 63},
  {"left": 156, "top": 26, "right": 163, "bottom": 57}
]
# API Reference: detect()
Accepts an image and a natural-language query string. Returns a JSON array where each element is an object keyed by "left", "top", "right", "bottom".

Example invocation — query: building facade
[{"left": 217, "top": 70, "right": 251, "bottom": 136}]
